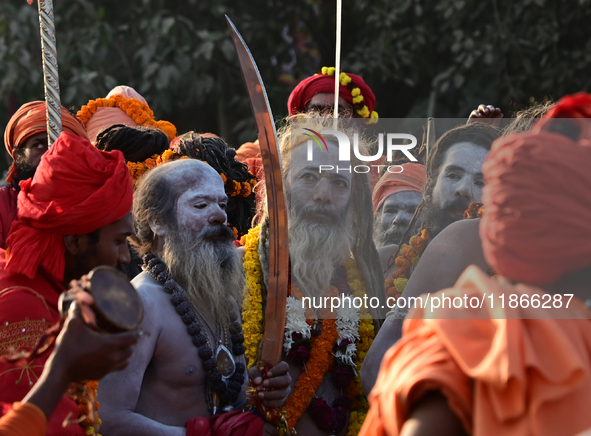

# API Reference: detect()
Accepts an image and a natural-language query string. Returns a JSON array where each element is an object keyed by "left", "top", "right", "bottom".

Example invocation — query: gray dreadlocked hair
[{"left": 258, "top": 114, "right": 387, "bottom": 320}]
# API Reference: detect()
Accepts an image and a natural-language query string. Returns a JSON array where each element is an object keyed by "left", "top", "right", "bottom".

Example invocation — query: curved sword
[{"left": 226, "top": 16, "right": 289, "bottom": 367}]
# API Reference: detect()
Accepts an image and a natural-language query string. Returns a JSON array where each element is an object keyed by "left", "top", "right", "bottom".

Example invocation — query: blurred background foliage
[{"left": 2, "top": 0, "right": 591, "bottom": 171}]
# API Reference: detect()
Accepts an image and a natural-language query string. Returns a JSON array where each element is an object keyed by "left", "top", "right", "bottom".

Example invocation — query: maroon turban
[
  {"left": 6, "top": 132, "right": 133, "bottom": 281},
  {"left": 481, "top": 96, "right": 591, "bottom": 285},
  {"left": 288, "top": 70, "right": 376, "bottom": 118},
  {"left": 4, "top": 101, "right": 90, "bottom": 184}
]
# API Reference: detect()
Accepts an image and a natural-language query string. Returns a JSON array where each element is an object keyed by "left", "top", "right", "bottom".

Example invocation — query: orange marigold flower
[
  {"left": 410, "top": 234, "right": 427, "bottom": 253},
  {"left": 395, "top": 256, "right": 411, "bottom": 270},
  {"left": 401, "top": 245, "right": 417, "bottom": 260},
  {"left": 391, "top": 268, "right": 408, "bottom": 279},
  {"left": 420, "top": 229, "right": 430, "bottom": 241},
  {"left": 241, "top": 182, "right": 252, "bottom": 197}
]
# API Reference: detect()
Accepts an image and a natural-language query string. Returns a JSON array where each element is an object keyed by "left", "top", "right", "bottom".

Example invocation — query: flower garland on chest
[
  {"left": 384, "top": 229, "right": 430, "bottom": 302},
  {"left": 242, "top": 226, "right": 375, "bottom": 435},
  {"left": 386, "top": 201, "right": 490, "bottom": 302}
]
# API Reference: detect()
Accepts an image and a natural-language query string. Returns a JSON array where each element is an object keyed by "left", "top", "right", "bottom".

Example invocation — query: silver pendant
[{"left": 215, "top": 344, "right": 236, "bottom": 379}]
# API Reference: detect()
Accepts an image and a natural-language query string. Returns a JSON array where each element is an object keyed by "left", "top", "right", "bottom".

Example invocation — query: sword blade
[{"left": 226, "top": 16, "right": 289, "bottom": 367}]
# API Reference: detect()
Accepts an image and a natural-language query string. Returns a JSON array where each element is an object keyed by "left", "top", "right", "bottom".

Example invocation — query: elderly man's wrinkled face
[
  {"left": 375, "top": 190, "right": 422, "bottom": 247},
  {"left": 287, "top": 141, "right": 352, "bottom": 223},
  {"left": 286, "top": 140, "right": 355, "bottom": 297},
  {"left": 174, "top": 171, "right": 229, "bottom": 238},
  {"left": 158, "top": 165, "right": 242, "bottom": 326},
  {"left": 306, "top": 93, "right": 356, "bottom": 118}
]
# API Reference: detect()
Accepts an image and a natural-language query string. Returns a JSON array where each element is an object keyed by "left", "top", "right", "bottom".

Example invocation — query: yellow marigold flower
[
  {"left": 357, "top": 106, "right": 370, "bottom": 118},
  {"left": 327, "top": 67, "right": 336, "bottom": 76},
  {"left": 370, "top": 110, "right": 379, "bottom": 119},
  {"left": 351, "top": 87, "right": 361, "bottom": 97},
  {"left": 352, "top": 95, "right": 364, "bottom": 104},
  {"left": 394, "top": 278, "right": 408, "bottom": 293},
  {"left": 340, "top": 74, "right": 352, "bottom": 86},
  {"left": 321, "top": 66, "right": 329, "bottom": 75}
]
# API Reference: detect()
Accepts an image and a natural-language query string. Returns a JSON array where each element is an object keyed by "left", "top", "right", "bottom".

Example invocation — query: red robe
[
  {"left": 0, "top": 252, "right": 85, "bottom": 435},
  {"left": 0, "top": 187, "right": 17, "bottom": 250}
]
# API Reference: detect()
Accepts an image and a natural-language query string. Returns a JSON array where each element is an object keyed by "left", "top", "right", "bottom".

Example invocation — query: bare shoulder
[
  {"left": 132, "top": 272, "right": 167, "bottom": 302},
  {"left": 428, "top": 219, "right": 482, "bottom": 252},
  {"left": 131, "top": 272, "right": 169, "bottom": 332},
  {"left": 403, "top": 219, "right": 487, "bottom": 299}
]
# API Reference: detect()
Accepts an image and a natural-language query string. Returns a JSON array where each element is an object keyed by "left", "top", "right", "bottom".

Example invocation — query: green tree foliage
[{"left": 1, "top": 0, "right": 590, "bottom": 173}]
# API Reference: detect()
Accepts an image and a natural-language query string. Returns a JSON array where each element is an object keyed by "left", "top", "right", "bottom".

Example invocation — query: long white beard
[
  {"left": 288, "top": 204, "right": 354, "bottom": 299},
  {"left": 161, "top": 225, "right": 244, "bottom": 327}
]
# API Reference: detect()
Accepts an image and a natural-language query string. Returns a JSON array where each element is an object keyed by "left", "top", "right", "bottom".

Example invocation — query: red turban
[
  {"left": 4, "top": 101, "right": 90, "bottom": 184},
  {"left": 5, "top": 132, "right": 133, "bottom": 281},
  {"left": 544, "top": 93, "right": 591, "bottom": 119},
  {"left": 372, "top": 163, "right": 426, "bottom": 215},
  {"left": 288, "top": 69, "right": 376, "bottom": 118},
  {"left": 481, "top": 115, "right": 591, "bottom": 285}
]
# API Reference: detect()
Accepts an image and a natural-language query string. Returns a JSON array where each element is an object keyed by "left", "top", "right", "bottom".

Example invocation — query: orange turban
[
  {"left": 288, "top": 69, "right": 376, "bottom": 118},
  {"left": 235, "top": 140, "right": 261, "bottom": 163},
  {"left": 3, "top": 101, "right": 89, "bottom": 184},
  {"left": 481, "top": 113, "right": 591, "bottom": 285},
  {"left": 5, "top": 132, "right": 133, "bottom": 281},
  {"left": 372, "top": 163, "right": 426, "bottom": 215},
  {"left": 81, "top": 86, "right": 176, "bottom": 143}
]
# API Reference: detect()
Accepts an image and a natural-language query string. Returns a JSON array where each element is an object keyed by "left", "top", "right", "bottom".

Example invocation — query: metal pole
[
  {"left": 36, "top": 0, "right": 62, "bottom": 146},
  {"left": 333, "top": 0, "right": 342, "bottom": 125}
]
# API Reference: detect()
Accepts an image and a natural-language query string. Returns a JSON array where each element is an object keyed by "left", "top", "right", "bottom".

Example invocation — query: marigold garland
[
  {"left": 242, "top": 225, "right": 264, "bottom": 370},
  {"left": 126, "top": 150, "right": 187, "bottom": 186},
  {"left": 319, "top": 66, "right": 379, "bottom": 123},
  {"left": 464, "top": 201, "right": 485, "bottom": 219},
  {"left": 343, "top": 258, "right": 375, "bottom": 436},
  {"left": 385, "top": 202, "right": 489, "bottom": 302},
  {"left": 77, "top": 95, "right": 176, "bottom": 140},
  {"left": 285, "top": 316, "right": 339, "bottom": 430},
  {"left": 385, "top": 229, "right": 430, "bottom": 302},
  {"left": 71, "top": 380, "right": 102, "bottom": 436},
  {"left": 242, "top": 233, "right": 375, "bottom": 435},
  {"left": 220, "top": 173, "right": 257, "bottom": 198}
]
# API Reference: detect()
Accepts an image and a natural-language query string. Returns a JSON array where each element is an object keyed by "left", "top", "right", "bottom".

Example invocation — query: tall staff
[
  {"left": 32, "top": 0, "right": 62, "bottom": 145},
  {"left": 333, "top": 0, "right": 342, "bottom": 123}
]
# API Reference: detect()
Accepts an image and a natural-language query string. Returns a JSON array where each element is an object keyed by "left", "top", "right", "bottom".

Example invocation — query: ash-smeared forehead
[{"left": 159, "top": 159, "right": 223, "bottom": 194}]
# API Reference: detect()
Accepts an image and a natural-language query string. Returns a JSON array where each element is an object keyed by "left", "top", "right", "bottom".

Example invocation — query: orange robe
[
  {"left": 360, "top": 266, "right": 591, "bottom": 436},
  {"left": 0, "top": 402, "right": 46, "bottom": 436}
]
